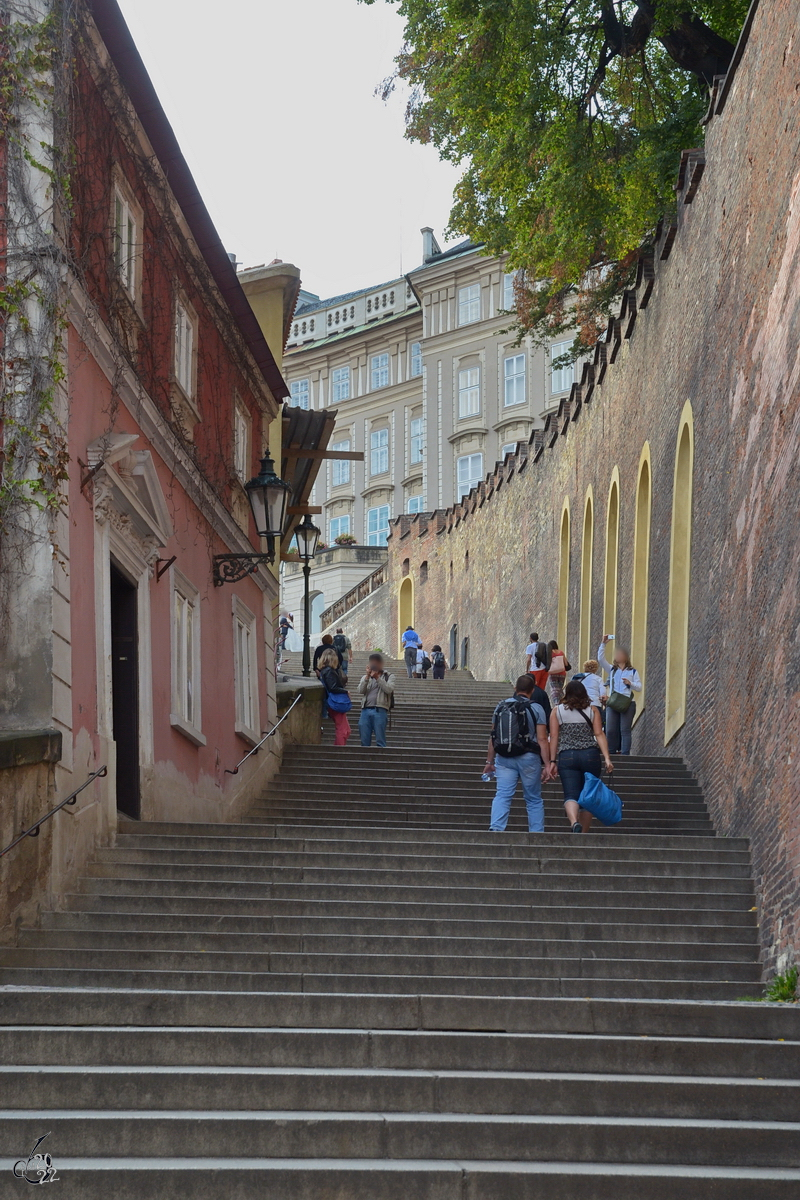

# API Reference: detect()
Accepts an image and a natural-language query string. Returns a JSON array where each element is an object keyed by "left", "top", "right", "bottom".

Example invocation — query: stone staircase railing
[{"left": 320, "top": 562, "right": 387, "bottom": 628}]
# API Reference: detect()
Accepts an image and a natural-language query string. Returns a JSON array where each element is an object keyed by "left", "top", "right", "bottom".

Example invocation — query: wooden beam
[
  {"left": 283, "top": 448, "right": 363, "bottom": 461},
  {"left": 287, "top": 505, "right": 322, "bottom": 515}
]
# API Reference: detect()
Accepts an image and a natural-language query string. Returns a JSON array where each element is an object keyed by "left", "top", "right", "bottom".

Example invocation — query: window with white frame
[
  {"left": 366, "top": 504, "right": 390, "bottom": 545},
  {"left": 233, "top": 404, "right": 249, "bottom": 481},
  {"left": 503, "top": 272, "right": 517, "bottom": 311},
  {"left": 407, "top": 494, "right": 426, "bottom": 514},
  {"left": 370, "top": 428, "right": 389, "bottom": 475},
  {"left": 329, "top": 514, "right": 351, "bottom": 541},
  {"left": 551, "top": 340, "right": 575, "bottom": 394},
  {"left": 171, "top": 573, "right": 204, "bottom": 745},
  {"left": 331, "top": 439, "right": 351, "bottom": 487},
  {"left": 458, "top": 366, "right": 481, "bottom": 418},
  {"left": 290, "top": 378, "right": 310, "bottom": 409},
  {"left": 174, "top": 298, "right": 195, "bottom": 397},
  {"left": 457, "top": 452, "right": 483, "bottom": 500},
  {"left": 331, "top": 365, "right": 350, "bottom": 403},
  {"left": 371, "top": 352, "right": 389, "bottom": 390},
  {"left": 501, "top": 441, "right": 518, "bottom": 459},
  {"left": 232, "top": 596, "right": 259, "bottom": 741},
  {"left": 458, "top": 283, "right": 481, "bottom": 325},
  {"left": 410, "top": 416, "right": 424, "bottom": 464},
  {"left": 504, "top": 353, "right": 526, "bottom": 407},
  {"left": 113, "top": 186, "right": 137, "bottom": 298},
  {"left": 410, "top": 342, "right": 423, "bottom": 378}
]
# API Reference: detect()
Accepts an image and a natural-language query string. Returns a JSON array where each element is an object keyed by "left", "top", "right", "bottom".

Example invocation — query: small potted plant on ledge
[{"left": 334, "top": 533, "right": 357, "bottom": 546}]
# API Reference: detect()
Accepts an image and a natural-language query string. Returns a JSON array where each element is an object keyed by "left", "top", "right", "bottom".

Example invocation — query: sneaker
[{"left": 571, "top": 822, "right": 583, "bottom": 833}]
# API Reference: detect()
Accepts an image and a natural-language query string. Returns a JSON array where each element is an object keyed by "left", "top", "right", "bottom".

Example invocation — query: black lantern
[
  {"left": 212, "top": 450, "right": 292, "bottom": 586},
  {"left": 295, "top": 513, "right": 321, "bottom": 562},
  {"left": 245, "top": 451, "right": 292, "bottom": 539}
]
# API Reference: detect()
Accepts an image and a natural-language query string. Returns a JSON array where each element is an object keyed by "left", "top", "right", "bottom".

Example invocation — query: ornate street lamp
[
  {"left": 213, "top": 451, "right": 292, "bottom": 586},
  {"left": 295, "top": 513, "right": 321, "bottom": 677}
]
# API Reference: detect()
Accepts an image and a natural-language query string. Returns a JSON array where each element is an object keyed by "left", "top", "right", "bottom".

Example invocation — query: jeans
[
  {"left": 557, "top": 747, "right": 603, "bottom": 805},
  {"left": 403, "top": 647, "right": 417, "bottom": 678},
  {"left": 359, "top": 706, "right": 388, "bottom": 747},
  {"left": 432, "top": 665, "right": 445, "bottom": 680},
  {"left": 606, "top": 701, "right": 636, "bottom": 754},
  {"left": 341, "top": 661, "right": 348, "bottom": 678},
  {"left": 489, "top": 752, "right": 545, "bottom": 833}
]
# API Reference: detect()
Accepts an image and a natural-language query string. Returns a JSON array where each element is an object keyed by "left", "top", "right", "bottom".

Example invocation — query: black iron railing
[
  {"left": 0, "top": 765, "right": 108, "bottom": 859},
  {"left": 225, "top": 693, "right": 304, "bottom": 775}
]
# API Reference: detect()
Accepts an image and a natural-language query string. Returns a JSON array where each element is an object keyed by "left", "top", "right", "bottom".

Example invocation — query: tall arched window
[
  {"left": 603, "top": 471, "right": 620, "bottom": 652},
  {"left": 398, "top": 576, "right": 414, "bottom": 656},
  {"left": 557, "top": 500, "right": 570, "bottom": 651},
  {"left": 579, "top": 489, "right": 594, "bottom": 665},
  {"left": 665, "top": 405, "right": 694, "bottom": 742},
  {"left": 631, "top": 446, "right": 652, "bottom": 716}
]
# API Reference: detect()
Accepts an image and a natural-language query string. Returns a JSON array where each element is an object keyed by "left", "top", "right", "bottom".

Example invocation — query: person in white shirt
[
  {"left": 580, "top": 660, "right": 607, "bottom": 710},
  {"left": 597, "top": 636, "right": 642, "bottom": 755},
  {"left": 415, "top": 645, "right": 428, "bottom": 679}
]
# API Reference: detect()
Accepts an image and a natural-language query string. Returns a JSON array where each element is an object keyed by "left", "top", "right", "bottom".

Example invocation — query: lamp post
[
  {"left": 295, "top": 513, "right": 321, "bottom": 677},
  {"left": 212, "top": 451, "right": 292, "bottom": 585}
]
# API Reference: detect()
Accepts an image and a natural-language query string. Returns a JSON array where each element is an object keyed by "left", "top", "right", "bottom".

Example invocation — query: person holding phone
[{"left": 597, "top": 635, "right": 642, "bottom": 754}]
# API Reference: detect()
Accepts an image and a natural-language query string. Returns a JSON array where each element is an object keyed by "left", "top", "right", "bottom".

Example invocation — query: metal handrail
[
  {"left": 0, "top": 765, "right": 108, "bottom": 859},
  {"left": 225, "top": 693, "right": 304, "bottom": 775}
]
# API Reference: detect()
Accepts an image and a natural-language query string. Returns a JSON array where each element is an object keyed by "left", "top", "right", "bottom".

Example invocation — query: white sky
[{"left": 117, "top": 0, "right": 464, "bottom": 301}]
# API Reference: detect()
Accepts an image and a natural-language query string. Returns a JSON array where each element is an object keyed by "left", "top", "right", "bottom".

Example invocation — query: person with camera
[
  {"left": 357, "top": 653, "right": 395, "bottom": 747},
  {"left": 597, "top": 634, "right": 642, "bottom": 755}
]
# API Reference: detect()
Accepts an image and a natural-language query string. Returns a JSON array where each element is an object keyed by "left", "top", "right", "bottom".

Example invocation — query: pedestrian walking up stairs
[{"left": 0, "top": 661, "right": 798, "bottom": 1196}]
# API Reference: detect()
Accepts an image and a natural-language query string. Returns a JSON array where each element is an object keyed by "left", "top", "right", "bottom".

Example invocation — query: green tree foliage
[{"left": 361, "top": 0, "right": 749, "bottom": 350}]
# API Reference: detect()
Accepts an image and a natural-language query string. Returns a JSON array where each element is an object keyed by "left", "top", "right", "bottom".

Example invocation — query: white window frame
[
  {"left": 501, "top": 441, "right": 518, "bottom": 459},
  {"left": 458, "top": 283, "right": 481, "bottom": 325},
  {"left": 410, "top": 416, "right": 424, "bottom": 465},
  {"left": 458, "top": 366, "right": 481, "bottom": 418},
  {"left": 366, "top": 504, "right": 390, "bottom": 546},
  {"left": 113, "top": 183, "right": 139, "bottom": 300},
  {"left": 233, "top": 401, "right": 250, "bottom": 482},
  {"left": 290, "top": 378, "right": 310, "bottom": 409},
  {"left": 174, "top": 295, "right": 197, "bottom": 400},
  {"left": 551, "top": 340, "right": 575, "bottom": 395},
  {"left": 407, "top": 494, "right": 425, "bottom": 514},
  {"left": 331, "top": 439, "right": 351, "bottom": 487},
  {"left": 503, "top": 353, "right": 526, "bottom": 407},
  {"left": 503, "top": 271, "right": 518, "bottom": 311},
  {"left": 457, "top": 452, "right": 483, "bottom": 500},
  {"left": 331, "top": 365, "right": 350, "bottom": 403},
  {"left": 370, "top": 428, "right": 389, "bottom": 476},
  {"left": 232, "top": 595, "right": 260, "bottom": 744},
  {"left": 329, "top": 514, "right": 351, "bottom": 541},
  {"left": 170, "top": 570, "right": 205, "bottom": 746},
  {"left": 410, "top": 342, "right": 423, "bottom": 378},
  {"left": 371, "top": 352, "right": 390, "bottom": 390}
]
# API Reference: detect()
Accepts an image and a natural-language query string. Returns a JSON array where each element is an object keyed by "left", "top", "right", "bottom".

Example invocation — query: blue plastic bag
[{"left": 578, "top": 772, "right": 623, "bottom": 825}]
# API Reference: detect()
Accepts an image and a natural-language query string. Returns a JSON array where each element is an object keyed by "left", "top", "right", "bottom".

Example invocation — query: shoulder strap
[{"left": 577, "top": 707, "right": 595, "bottom": 731}]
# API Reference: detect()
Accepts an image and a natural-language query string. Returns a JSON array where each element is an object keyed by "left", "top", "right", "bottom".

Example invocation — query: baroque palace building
[{"left": 281, "top": 231, "right": 577, "bottom": 554}]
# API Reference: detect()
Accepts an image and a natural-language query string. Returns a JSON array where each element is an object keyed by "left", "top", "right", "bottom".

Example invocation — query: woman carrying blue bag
[
  {"left": 318, "top": 647, "right": 352, "bottom": 746},
  {"left": 549, "top": 680, "right": 614, "bottom": 832}
]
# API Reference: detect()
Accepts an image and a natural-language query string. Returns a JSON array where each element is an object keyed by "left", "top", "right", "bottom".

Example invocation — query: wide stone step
[
  {"left": 3, "top": 1065, "right": 795, "bottom": 1120},
  {"left": 2, "top": 1109, "right": 798, "bottom": 1165}
]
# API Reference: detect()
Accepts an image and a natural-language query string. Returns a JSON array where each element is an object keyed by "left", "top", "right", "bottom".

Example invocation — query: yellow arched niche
[
  {"left": 579, "top": 488, "right": 594, "bottom": 665},
  {"left": 631, "top": 445, "right": 652, "bottom": 719},
  {"left": 397, "top": 576, "right": 414, "bottom": 656},
  {"left": 557, "top": 499, "right": 570, "bottom": 652},
  {"left": 665, "top": 405, "right": 694, "bottom": 743},
  {"left": 603, "top": 471, "right": 620, "bottom": 656}
]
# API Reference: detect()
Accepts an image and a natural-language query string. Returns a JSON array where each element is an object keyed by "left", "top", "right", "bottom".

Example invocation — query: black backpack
[
  {"left": 432, "top": 651, "right": 445, "bottom": 667},
  {"left": 492, "top": 697, "right": 540, "bottom": 758},
  {"left": 332, "top": 633, "right": 347, "bottom": 654},
  {"left": 421, "top": 655, "right": 432, "bottom": 671}
]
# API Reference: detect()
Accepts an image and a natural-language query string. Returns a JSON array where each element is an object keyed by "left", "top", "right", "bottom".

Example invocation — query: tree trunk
[{"left": 658, "top": 12, "right": 737, "bottom": 85}]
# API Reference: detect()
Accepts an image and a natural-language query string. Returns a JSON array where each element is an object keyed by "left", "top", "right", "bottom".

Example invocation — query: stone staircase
[{"left": 0, "top": 658, "right": 798, "bottom": 1195}]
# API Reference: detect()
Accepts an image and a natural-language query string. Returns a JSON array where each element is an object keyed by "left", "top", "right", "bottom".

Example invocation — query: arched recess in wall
[
  {"left": 579, "top": 488, "right": 594, "bottom": 665},
  {"left": 631, "top": 445, "right": 652, "bottom": 719},
  {"left": 557, "top": 499, "right": 571, "bottom": 651},
  {"left": 665, "top": 405, "right": 694, "bottom": 743},
  {"left": 398, "top": 576, "right": 414, "bottom": 656},
  {"left": 603, "top": 470, "right": 620, "bottom": 652}
]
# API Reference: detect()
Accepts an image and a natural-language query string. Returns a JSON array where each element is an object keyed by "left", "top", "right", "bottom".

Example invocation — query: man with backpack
[
  {"left": 332, "top": 628, "right": 352, "bottom": 677},
  {"left": 401, "top": 626, "right": 421, "bottom": 678},
  {"left": 525, "top": 632, "right": 551, "bottom": 691},
  {"left": 357, "top": 653, "right": 396, "bottom": 747},
  {"left": 484, "top": 675, "right": 553, "bottom": 833}
]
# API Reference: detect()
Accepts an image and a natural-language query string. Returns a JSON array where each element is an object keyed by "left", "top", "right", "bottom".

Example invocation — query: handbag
[
  {"left": 326, "top": 690, "right": 352, "bottom": 713},
  {"left": 578, "top": 772, "right": 623, "bottom": 825},
  {"left": 549, "top": 653, "right": 567, "bottom": 675},
  {"left": 606, "top": 690, "right": 632, "bottom": 713}
]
